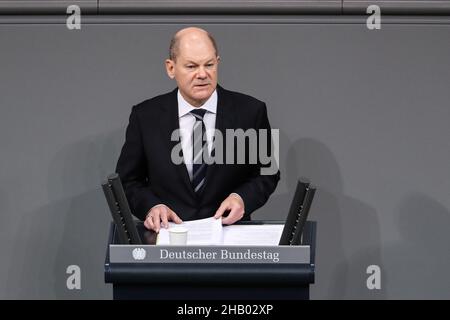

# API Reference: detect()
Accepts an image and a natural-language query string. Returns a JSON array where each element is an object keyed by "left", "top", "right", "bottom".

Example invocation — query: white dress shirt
[{"left": 177, "top": 89, "right": 217, "bottom": 181}]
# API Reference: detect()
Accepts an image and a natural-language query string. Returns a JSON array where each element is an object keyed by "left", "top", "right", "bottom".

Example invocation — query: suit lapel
[{"left": 160, "top": 88, "right": 196, "bottom": 200}]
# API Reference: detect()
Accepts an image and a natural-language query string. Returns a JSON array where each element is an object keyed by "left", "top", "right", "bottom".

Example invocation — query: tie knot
[{"left": 191, "top": 109, "right": 207, "bottom": 121}]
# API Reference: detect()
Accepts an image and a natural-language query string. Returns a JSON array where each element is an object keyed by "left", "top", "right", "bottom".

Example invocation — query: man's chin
[{"left": 192, "top": 91, "right": 213, "bottom": 102}]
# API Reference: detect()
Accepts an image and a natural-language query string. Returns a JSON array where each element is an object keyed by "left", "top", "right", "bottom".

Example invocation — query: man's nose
[{"left": 196, "top": 67, "right": 207, "bottom": 79}]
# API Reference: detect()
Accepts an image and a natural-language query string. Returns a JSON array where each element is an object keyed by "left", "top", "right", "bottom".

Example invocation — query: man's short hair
[{"left": 169, "top": 30, "right": 219, "bottom": 61}]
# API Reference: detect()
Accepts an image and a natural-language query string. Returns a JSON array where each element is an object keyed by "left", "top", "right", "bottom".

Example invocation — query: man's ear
[
  {"left": 165, "top": 59, "right": 175, "bottom": 79},
  {"left": 216, "top": 56, "right": 221, "bottom": 64}
]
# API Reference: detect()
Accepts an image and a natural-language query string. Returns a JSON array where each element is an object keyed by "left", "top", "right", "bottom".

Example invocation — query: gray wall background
[{"left": 0, "top": 17, "right": 449, "bottom": 299}]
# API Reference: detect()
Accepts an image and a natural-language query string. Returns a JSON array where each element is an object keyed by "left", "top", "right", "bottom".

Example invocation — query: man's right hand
[{"left": 144, "top": 204, "right": 183, "bottom": 232}]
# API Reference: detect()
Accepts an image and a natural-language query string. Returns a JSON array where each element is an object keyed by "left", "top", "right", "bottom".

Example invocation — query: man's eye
[{"left": 187, "top": 65, "right": 195, "bottom": 69}]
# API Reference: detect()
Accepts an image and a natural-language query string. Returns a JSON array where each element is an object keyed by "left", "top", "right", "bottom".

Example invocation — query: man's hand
[
  {"left": 214, "top": 194, "right": 245, "bottom": 225},
  {"left": 144, "top": 205, "right": 182, "bottom": 232}
]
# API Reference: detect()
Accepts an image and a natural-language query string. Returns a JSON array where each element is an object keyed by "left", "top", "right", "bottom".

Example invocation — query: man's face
[{"left": 166, "top": 35, "right": 219, "bottom": 107}]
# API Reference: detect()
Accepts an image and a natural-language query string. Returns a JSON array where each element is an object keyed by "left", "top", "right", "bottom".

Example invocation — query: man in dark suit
[{"left": 116, "top": 27, "right": 280, "bottom": 232}]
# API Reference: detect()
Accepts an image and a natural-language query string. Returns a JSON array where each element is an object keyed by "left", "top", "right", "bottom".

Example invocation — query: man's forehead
[
  {"left": 179, "top": 39, "right": 214, "bottom": 52},
  {"left": 176, "top": 45, "right": 217, "bottom": 62}
]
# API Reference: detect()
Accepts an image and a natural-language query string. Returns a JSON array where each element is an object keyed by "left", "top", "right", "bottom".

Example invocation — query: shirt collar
[{"left": 177, "top": 89, "right": 217, "bottom": 118}]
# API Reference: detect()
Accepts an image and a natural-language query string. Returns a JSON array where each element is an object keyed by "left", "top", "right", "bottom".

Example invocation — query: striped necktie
[{"left": 191, "top": 109, "right": 208, "bottom": 193}]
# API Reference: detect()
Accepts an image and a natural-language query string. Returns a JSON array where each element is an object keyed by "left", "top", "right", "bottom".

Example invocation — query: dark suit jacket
[{"left": 116, "top": 85, "right": 280, "bottom": 221}]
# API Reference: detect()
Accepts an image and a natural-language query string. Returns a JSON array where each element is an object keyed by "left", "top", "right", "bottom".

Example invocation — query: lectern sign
[{"left": 109, "top": 245, "right": 310, "bottom": 264}]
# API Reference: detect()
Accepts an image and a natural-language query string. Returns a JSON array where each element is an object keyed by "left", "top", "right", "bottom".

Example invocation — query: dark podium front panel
[{"left": 104, "top": 220, "right": 316, "bottom": 300}]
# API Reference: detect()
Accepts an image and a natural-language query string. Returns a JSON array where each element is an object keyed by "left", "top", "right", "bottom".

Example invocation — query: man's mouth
[{"left": 194, "top": 84, "right": 209, "bottom": 87}]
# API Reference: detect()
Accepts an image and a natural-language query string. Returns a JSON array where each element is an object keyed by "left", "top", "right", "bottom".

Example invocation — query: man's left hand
[{"left": 214, "top": 194, "right": 245, "bottom": 225}]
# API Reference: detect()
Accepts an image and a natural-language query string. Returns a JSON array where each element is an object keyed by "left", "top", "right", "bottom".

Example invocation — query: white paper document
[
  {"left": 222, "top": 224, "right": 284, "bottom": 246},
  {"left": 157, "top": 217, "right": 284, "bottom": 246},
  {"left": 157, "top": 217, "right": 223, "bottom": 245}
]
